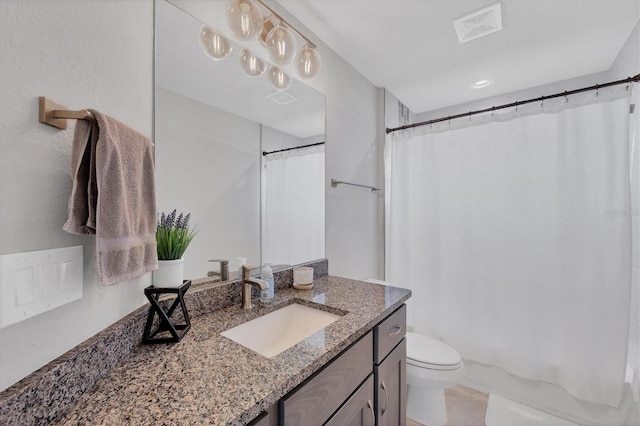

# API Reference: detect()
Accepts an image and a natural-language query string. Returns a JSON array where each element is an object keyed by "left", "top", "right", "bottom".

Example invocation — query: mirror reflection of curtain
[{"left": 264, "top": 147, "right": 325, "bottom": 266}]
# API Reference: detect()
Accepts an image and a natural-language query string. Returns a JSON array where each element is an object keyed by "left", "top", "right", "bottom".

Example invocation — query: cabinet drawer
[
  {"left": 374, "top": 304, "right": 406, "bottom": 364},
  {"left": 325, "top": 374, "right": 375, "bottom": 426},
  {"left": 280, "top": 332, "right": 373, "bottom": 425}
]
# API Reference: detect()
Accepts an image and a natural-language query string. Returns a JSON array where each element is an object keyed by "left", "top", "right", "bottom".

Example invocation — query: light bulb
[
  {"left": 296, "top": 45, "right": 321, "bottom": 80},
  {"left": 227, "top": 0, "right": 263, "bottom": 41},
  {"left": 198, "top": 25, "right": 232, "bottom": 61},
  {"left": 265, "top": 24, "right": 296, "bottom": 65},
  {"left": 239, "top": 49, "right": 266, "bottom": 78},
  {"left": 269, "top": 66, "right": 292, "bottom": 91}
]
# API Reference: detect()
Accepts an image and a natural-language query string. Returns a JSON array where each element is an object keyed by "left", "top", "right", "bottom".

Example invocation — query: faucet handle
[
  {"left": 208, "top": 259, "right": 229, "bottom": 281},
  {"left": 242, "top": 264, "right": 257, "bottom": 279}
]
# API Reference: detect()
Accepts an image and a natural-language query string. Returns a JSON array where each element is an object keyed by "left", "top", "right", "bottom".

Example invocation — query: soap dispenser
[{"left": 260, "top": 263, "right": 274, "bottom": 303}]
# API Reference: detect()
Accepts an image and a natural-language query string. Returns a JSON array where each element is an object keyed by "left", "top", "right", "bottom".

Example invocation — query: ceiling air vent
[
  {"left": 453, "top": 2, "right": 503, "bottom": 44},
  {"left": 266, "top": 91, "right": 298, "bottom": 105}
]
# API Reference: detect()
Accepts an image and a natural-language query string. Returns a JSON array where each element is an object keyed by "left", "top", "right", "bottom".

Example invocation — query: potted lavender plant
[{"left": 153, "top": 210, "right": 197, "bottom": 288}]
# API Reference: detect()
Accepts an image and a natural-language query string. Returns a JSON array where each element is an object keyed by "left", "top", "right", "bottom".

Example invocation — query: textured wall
[{"left": 0, "top": 0, "right": 154, "bottom": 391}]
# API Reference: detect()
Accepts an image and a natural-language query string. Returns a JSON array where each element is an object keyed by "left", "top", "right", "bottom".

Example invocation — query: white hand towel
[{"left": 64, "top": 110, "right": 158, "bottom": 285}]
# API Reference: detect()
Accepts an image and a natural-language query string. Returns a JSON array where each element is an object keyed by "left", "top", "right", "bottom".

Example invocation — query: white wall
[
  {"left": 0, "top": 0, "right": 154, "bottom": 391},
  {"left": 155, "top": 88, "right": 261, "bottom": 279}
]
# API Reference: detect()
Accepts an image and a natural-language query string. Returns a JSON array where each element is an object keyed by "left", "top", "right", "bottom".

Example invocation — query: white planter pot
[{"left": 153, "top": 258, "right": 185, "bottom": 288}]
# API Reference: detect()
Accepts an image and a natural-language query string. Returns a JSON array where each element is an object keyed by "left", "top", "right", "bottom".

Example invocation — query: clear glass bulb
[
  {"left": 296, "top": 45, "right": 321, "bottom": 79},
  {"left": 198, "top": 25, "right": 232, "bottom": 61},
  {"left": 269, "top": 66, "right": 292, "bottom": 91},
  {"left": 239, "top": 49, "right": 266, "bottom": 78},
  {"left": 227, "top": 0, "right": 263, "bottom": 41},
  {"left": 265, "top": 24, "right": 296, "bottom": 65}
]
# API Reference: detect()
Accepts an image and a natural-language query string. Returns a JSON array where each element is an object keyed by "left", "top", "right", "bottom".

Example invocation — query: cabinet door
[
  {"left": 375, "top": 338, "right": 406, "bottom": 426},
  {"left": 280, "top": 332, "right": 373, "bottom": 425},
  {"left": 325, "top": 375, "right": 375, "bottom": 426}
]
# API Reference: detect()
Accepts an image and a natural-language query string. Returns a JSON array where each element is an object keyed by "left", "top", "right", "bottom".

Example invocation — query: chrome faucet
[
  {"left": 241, "top": 265, "right": 269, "bottom": 310},
  {"left": 207, "top": 259, "right": 229, "bottom": 281}
]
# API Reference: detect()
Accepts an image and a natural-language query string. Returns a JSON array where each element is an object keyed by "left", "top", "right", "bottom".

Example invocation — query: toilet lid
[{"left": 406, "top": 332, "right": 462, "bottom": 367}]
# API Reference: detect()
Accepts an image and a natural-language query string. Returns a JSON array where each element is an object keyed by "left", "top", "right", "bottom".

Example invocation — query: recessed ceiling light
[{"left": 470, "top": 79, "right": 493, "bottom": 89}]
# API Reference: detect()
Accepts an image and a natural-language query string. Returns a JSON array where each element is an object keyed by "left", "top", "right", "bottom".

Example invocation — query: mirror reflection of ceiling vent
[
  {"left": 453, "top": 2, "right": 503, "bottom": 44},
  {"left": 266, "top": 91, "right": 298, "bottom": 105}
]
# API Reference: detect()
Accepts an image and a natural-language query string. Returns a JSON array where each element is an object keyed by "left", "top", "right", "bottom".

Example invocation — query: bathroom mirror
[{"left": 154, "top": 0, "right": 326, "bottom": 280}]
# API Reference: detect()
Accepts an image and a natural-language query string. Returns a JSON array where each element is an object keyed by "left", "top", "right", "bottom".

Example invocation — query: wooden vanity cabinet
[
  {"left": 374, "top": 304, "right": 407, "bottom": 426},
  {"left": 375, "top": 340, "right": 406, "bottom": 426},
  {"left": 279, "top": 332, "right": 373, "bottom": 425},
  {"left": 270, "top": 304, "right": 407, "bottom": 426},
  {"left": 325, "top": 375, "right": 375, "bottom": 426}
]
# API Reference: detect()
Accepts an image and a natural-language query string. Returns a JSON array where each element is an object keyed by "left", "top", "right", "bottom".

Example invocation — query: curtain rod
[
  {"left": 386, "top": 73, "right": 640, "bottom": 134},
  {"left": 262, "top": 141, "right": 324, "bottom": 156}
]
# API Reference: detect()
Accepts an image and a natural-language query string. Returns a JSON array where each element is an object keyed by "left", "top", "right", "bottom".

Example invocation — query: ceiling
[{"left": 277, "top": 0, "right": 639, "bottom": 114}]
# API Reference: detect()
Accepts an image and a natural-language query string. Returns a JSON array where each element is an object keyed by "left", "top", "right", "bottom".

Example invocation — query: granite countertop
[{"left": 54, "top": 276, "right": 410, "bottom": 425}]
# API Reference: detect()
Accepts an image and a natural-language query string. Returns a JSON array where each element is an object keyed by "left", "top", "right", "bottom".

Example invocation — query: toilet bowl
[{"left": 406, "top": 331, "right": 465, "bottom": 426}]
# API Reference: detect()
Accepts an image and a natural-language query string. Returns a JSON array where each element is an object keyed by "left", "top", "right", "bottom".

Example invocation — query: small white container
[{"left": 293, "top": 267, "right": 314, "bottom": 285}]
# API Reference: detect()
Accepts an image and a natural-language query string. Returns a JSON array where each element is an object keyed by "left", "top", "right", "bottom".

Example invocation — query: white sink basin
[{"left": 221, "top": 303, "right": 341, "bottom": 357}]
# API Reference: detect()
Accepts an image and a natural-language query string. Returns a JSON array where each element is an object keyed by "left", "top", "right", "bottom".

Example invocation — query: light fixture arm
[{"left": 254, "top": 0, "right": 317, "bottom": 48}]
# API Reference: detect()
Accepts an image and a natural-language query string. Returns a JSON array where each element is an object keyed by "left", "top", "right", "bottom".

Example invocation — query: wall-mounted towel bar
[
  {"left": 39, "top": 96, "right": 95, "bottom": 130},
  {"left": 331, "top": 179, "right": 382, "bottom": 193}
]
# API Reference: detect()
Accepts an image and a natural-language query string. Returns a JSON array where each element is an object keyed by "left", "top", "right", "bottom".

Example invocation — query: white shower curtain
[
  {"left": 263, "top": 147, "right": 325, "bottom": 266},
  {"left": 387, "top": 88, "right": 633, "bottom": 407}
]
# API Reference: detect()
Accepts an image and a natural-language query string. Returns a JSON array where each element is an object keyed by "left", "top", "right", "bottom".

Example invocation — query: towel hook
[{"left": 39, "top": 97, "right": 94, "bottom": 130}]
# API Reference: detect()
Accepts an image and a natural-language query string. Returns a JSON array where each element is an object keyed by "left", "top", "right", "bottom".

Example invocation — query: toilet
[
  {"left": 406, "top": 331, "right": 465, "bottom": 426},
  {"left": 362, "top": 279, "right": 465, "bottom": 426}
]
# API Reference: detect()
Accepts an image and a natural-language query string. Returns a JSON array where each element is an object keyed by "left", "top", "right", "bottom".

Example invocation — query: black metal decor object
[{"left": 142, "top": 281, "right": 191, "bottom": 344}]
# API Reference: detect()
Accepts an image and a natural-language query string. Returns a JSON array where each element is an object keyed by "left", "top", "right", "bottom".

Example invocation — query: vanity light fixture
[
  {"left": 264, "top": 23, "right": 297, "bottom": 65},
  {"left": 227, "top": 0, "right": 264, "bottom": 41},
  {"left": 239, "top": 48, "right": 267, "bottom": 77},
  {"left": 297, "top": 44, "right": 322, "bottom": 80},
  {"left": 226, "top": 0, "right": 321, "bottom": 81},
  {"left": 198, "top": 26, "right": 233, "bottom": 61},
  {"left": 269, "top": 65, "right": 292, "bottom": 90}
]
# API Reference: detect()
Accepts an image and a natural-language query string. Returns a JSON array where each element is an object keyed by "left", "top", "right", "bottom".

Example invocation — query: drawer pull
[
  {"left": 387, "top": 325, "right": 402, "bottom": 336},
  {"left": 380, "top": 381, "right": 389, "bottom": 415},
  {"left": 367, "top": 399, "right": 375, "bottom": 424}
]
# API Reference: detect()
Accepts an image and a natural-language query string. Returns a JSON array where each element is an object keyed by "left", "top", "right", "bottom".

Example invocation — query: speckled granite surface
[
  {"left": 0, "top": 259, "right": 410, "bottom": 425},
  {"left": 53, "top": 276, "right": 409, "bottom": 425}
]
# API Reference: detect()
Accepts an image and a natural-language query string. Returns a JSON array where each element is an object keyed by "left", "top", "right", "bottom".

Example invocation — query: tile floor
[{"left": 407, "top": 385, "right": 489, "bottom": 426}]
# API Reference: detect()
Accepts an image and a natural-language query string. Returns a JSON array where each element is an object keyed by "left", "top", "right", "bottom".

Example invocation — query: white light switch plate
[{"left": 0, "top": 246, "right": 83, "bottom": 329}]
